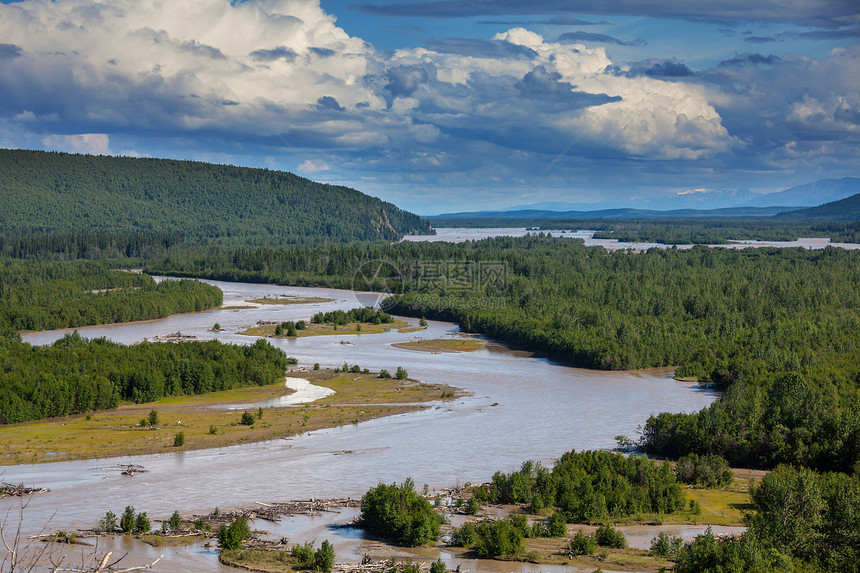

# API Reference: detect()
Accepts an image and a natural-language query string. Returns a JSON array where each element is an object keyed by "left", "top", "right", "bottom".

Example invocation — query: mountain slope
[
  {"left": 0, "top": 149, "right": 431, "bottom": 243},
  {"left": 776, "top": 193, "right": 860, "bottom": 220},
  {"left": 744, "top": 177, "right": 860, "bottom": 207}
]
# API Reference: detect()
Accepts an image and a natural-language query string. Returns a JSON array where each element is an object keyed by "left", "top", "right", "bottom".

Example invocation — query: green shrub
[
  {"left": 430, "top": 559, "right": 446, "bottom": 573},
  {"left": 169, "top": 511, "right": 182, "bottom": 531},
  {"left": 595, "top": 524, "right": 626, "bottom": 549},
  {"left": 240, "top": 411, "right": 254, "bottom": 425},
  {"left": 99, "top": 511, "right": 117, "bottom": 534},
  {"left": 569, "top": 530, "right": 597, "bottom": 556},
  {"left": 395, "top": 367, "right": 408, "bottom": 380},
  {"left": 360, "top": 478, "right": 442, "bottom": 546},
  {"left": 472, "top": 519, "right": 524, "bottom": 558},
  {"left": 547, "top": 513, "right": 567, "bottom": 537},
  {"left": 291, "top": 541, "right": 316, "bottom": 570},
  {"left": 218, "top": 516, "right": 250, "bottom": 551},
  {"left": 675, "top": 454, "right": 734, "bottom": 488},
  {"left": 650, "top": 532, "right": 683, "bottom": 557},
  {"left": 134, "top": 512, "right": 150, "bottom": 534},
  {"left": 450, "top": 522, "right": 476, "bottom": 547},
  {"left": 173, "top": 431, "right": 185, "bottom": 447},
  {"left": 120, "top": 506, "right": 135, "bottom": 533},
  {"left": 315, "top": 540, "right": 335, "bottom": 572}
]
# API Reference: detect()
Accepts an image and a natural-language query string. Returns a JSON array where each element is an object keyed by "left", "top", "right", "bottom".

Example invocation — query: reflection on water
[{"left": 8, "top": 279, "right": 718, "bottom": 572}]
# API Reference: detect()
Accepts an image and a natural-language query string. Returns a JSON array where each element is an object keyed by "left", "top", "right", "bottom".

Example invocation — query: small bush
[
  {"left": 547, "top": 513, "right": 567, "bottom": 537},
  {"left": 675, "top": 453, "right": 733, "bottom": 488},
  {"left": 313, "top": 363, "right": 320, "bottom": 370},
  {"left": 218, "top": 516, "right": 250, "bottom": 551},
  {"left": 430, "top": 559, "right": 446, "bottom": 573},
  {"left": 378, "top": 369, "right": 391, "bottom": 379},
  {"left": 450, "top": 522, "right": 476, "bottom": 547},
  {"left": 291, "top": 541, "right": 316, "bottom": 569},
  {"left": 209, "top": 425, "right": 218, "bottom": 435},
  {"left": 169, "top": 511, "right": 182, "bottom": 531},
  {"left": 595, "top": 524, "right": 626, "bottom": 549},
  {"left": 465, "top": 497, "right": 479, "bottom": 515},
  {"left": 120, "top": 506, "right": 136, "bottom": 533},
  {"left": 650, "top": 532, "right": 683, "bottom": 557},
  {"left": 134, "top": 512, "right": 150, "bottom": 534},
  {"left": 148, "top": 410, "right": 159, "bottom": 426},
  {"left": 240, "top": 412, "right": 254, "bottom": 425},
  {"left": 173, "top": 432, "right": 185, "bottom": 447},
  {"left": 472, "top": 519, "right": 524, "bottom": 558},
  {"left": 315, "top": 540, "right": 335, "bottom": 572},
  {"left": 569, "top": 530, "right": 597, "bottom": 556},
  {"left": 395, "top": 367, "right": 408, "bottom": 380},
  {"left": 99, "top": 511, "right": 117, "bottom": 534}
]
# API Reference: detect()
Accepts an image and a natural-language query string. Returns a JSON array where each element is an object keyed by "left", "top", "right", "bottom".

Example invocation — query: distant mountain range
[
  {"left": 432, "top": 177, "right": 860, "bottom": 220},
  {"left": 430, "top": 206, "right": 793, "bottom": 221},
  {"left": 0, "top": 149, "right": 431, "bottom": 243},
  {"left": 744, "top": 178, "right": 860, "bottom": 208}
]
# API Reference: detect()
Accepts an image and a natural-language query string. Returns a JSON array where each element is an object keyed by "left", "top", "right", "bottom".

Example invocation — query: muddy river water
[{"left": 6, "top": 279, "right": 721, "bottom": 572}]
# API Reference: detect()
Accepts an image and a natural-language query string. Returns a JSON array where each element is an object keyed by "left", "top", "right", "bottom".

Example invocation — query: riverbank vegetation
[
  {"left": 0, "top": 368, "right": 459, "bottom": 464},
  {"left": 0, "top": 334, "right": 290, "bottom": 425},
  {"left": 449, "top": 449, "right": 860, "bottom": 573},
  {"left": 142, "top": 237, "right": 860, "bottom": 473},
  {"left": 0, "top": 258, "right": 222, "bottom": 332}
]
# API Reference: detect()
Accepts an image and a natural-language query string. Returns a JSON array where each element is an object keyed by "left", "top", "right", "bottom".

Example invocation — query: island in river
[{"left": 0, "top": 368, "right": 464, "bottom": 465}]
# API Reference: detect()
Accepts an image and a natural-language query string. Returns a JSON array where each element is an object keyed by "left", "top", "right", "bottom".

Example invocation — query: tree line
[
  {"left": 0, "top": 334, "right": 293, "bottom": 424},
  {"left": 0, "top": 258, "right": 222, "bottom": 332}
]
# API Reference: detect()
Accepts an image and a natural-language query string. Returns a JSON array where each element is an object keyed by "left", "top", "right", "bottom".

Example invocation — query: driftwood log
[{"left": 0, "top": 482, "right": 49, "bottom": 498}]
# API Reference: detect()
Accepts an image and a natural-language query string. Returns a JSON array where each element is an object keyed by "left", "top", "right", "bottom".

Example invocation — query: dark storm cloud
[
  {"left": 309, "top": 47, "right": 336, "bottom": 57},
  {"left": 745, "top": 36, "right": 779, "bottom": 43},
  {"left": 316, "top": 96, "right": 345, "bottom": 111},
  {"left": 180, "top": 39, "right": 226, "bottom": 60},
  {"left": 352, "top": 0, "right": 858, "bottom": 28},
  {"left": 557, "top": 31, "right": 645, "bottom": 46},
  {"left": 477, "top": 16, "right": 604, "bottom": 26},
  {"left": 516, "top": 65, "right": 621, "bottom": 106},
  {"left": 383, "top": 65, "right": 431, "bottom": 100},
  {"left": 782, "top": 26, "right": 860, "bottom": 40},
  {"left": 0, "top": 43, "right": 22, "bottom": 59},
  {"left": 614, "top": 59, "right": 694, "bottom": 78},
  {"left": 250, "top": 46, "right": 298, "bottom": 62},
  {"left": 719, "top": 53, "right": 781, "bottom": 67},
  {"left": 424, "top": 37, "right": 538, "bottom": 59}
]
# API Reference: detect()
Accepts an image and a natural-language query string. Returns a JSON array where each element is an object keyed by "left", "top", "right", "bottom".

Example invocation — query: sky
[{"left": 0, "top": 0, "right": 857, "bottom": 214}]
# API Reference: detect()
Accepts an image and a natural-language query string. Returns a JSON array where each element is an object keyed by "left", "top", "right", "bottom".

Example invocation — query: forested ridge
[
  {"left": 142, "top": 236, "right": 860, "bottom": 472},
  {"left": 0, "top": 149, "right": 431, "bottom": 243}
]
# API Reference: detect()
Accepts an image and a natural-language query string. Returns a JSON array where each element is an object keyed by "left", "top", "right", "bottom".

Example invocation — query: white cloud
[
  {"left": 41, "top": 133, "right": 112, "bottom": 155},
  {"left": 298, "top": 159, "right": 331, "bottom": 173}
]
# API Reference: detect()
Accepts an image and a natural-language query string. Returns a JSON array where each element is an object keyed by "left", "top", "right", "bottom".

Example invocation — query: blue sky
[{"left": 0, "top": 0, "right": 857, "bottom": 213}]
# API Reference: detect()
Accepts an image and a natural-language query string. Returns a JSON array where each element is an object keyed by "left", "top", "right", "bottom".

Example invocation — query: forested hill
[
  {"left": 776, "top": 193, "right": 860, "bottom": 220},
  {"left": 0, "top": 149, "right": 431, "bottom": 244}
]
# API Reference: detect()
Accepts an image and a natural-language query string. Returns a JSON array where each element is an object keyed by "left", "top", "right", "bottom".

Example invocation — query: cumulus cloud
[
  {"left": 0, "top": 0, "right": 761, "bottom": 201},
  {"left": 42, "top": 133, "right": 112, "bottom": 155}
]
